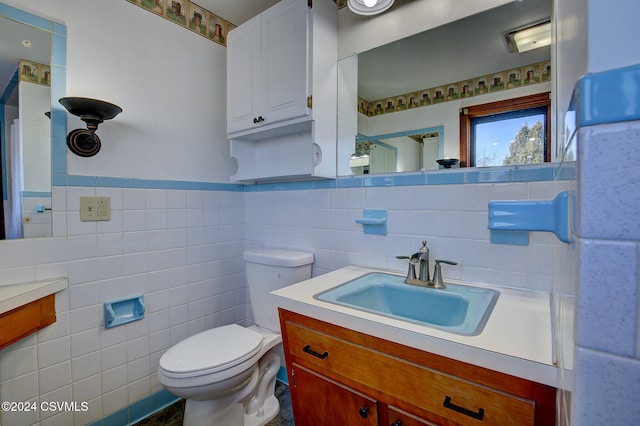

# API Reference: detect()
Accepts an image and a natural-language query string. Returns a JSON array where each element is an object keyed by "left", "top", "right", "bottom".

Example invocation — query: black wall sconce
[{"left": 59, "top": 97, "right": 122, "bottom": 157}]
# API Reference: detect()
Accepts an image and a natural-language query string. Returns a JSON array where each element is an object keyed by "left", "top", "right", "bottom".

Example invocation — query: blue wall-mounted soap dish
[
  {"left": 356, "top": 209, "right": 387, "bottom": 235},
  {"left": 104, "top": 295, "right": 145, "bottom": 329},
  {"left": 488, "top": 190, "right": 572, "bottom": 245}
]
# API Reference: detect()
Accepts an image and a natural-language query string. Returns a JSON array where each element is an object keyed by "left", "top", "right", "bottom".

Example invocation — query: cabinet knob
[
  {"left": 391, "top": 422, "right": 402, "bottom": 426},
  {"left": 359, "top": 405, "right": 369, "bottom": 419},
  {"left": 253, "top": 116, "right": 265, "bottom": 124}
]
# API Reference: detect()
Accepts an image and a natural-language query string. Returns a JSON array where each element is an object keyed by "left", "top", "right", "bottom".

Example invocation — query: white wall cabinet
[{"left": 227, "top": 0, "right": 337, "bottom": 182}]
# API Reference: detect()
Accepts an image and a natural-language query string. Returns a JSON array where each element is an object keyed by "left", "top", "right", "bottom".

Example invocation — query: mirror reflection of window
[{"left": 343, "top": 0, "right": 552, "bottom": 175}]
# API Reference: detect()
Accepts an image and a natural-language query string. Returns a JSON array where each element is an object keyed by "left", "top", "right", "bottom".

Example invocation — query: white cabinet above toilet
[{"left": 226, "top": 0, "right": 337, "bottom": 183}]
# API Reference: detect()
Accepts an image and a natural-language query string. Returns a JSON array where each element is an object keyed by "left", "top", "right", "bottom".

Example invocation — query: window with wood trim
[{"left": 459, "top": 92, "right": 551, "bottom": 168}]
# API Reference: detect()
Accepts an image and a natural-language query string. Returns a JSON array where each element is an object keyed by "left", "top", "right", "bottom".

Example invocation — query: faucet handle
[
  {"left": 396, "top": 254, "right": 419, "bottom": 281},
  {"left": 432, "top": 259, "right": 458, "bottom": 289}
]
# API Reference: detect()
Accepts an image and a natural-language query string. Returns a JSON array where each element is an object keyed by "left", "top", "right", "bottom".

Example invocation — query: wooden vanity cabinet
[
  {"left": 0, "top": 294, "right": 56, "bottom": 350},
  {"left": 279, "top": 309, "right": 556, "bottom": 426}
]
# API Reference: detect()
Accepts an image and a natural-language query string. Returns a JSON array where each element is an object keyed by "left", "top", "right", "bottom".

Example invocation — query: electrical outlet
[
  {"left": 96, "top": 197, "right": 111, "bottom": 220},
  {"left": 80, "top": 196, "right": 111, "bottom": 221}
]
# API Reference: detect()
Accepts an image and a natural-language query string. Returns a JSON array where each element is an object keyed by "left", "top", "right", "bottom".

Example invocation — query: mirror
[
  {"left": 0, "top": 4, "right": 65, "bottom": 239},
  {"left": 350, "top": 127, "right": 443, "bottom": 175},
  {"left": 337, "top": 0, "right": 553, "bottom": 176}
]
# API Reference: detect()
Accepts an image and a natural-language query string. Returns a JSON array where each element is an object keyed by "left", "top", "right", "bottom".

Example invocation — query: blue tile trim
[
  {"left": 511, "top": 165, "right": 555, "bottom": 182},
  {"left": 337, "top": 176, "right": 364, "bottom": 188},
  {"left": 277, "top": 365, "right": 289, "bottom": 385},
  {"left": 426, "top": 171, "right": 465, "bottom": 185},
  {"left": 21, "top": 191, "right": 52, "bottom": 198},
  {"left": 364, "top": 176, "right": 393, "bottom": 187},
  {"left": 393, "top": 173, "right": 425, "bottom": 186},
  {"left": 465, "top": 169, "right": 511, "bottom": 183},
  {"left": 0, "top": 3, "right": 52, "bottom": 30},
  {"left": 88, "top": 389, "right": 180, "bottom": 426},
  {"left": 576, "top": 62, "right": 640, "bottom": 127},
  {"left": 53, "top": 164, "right": 567, "bottom": 193}
]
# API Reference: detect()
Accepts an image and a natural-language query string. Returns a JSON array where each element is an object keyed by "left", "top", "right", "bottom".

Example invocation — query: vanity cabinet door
[{"left": 289, "top": 363, "right": 379, "bottom": 426}]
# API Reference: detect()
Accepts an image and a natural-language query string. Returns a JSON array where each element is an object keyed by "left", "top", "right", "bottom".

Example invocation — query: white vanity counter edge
[
  {"left": 271, "top": 265, "right": 559, "bottom": 388},
  {"left": 0, "top": 278, "right": 68, "bottom": 315}
]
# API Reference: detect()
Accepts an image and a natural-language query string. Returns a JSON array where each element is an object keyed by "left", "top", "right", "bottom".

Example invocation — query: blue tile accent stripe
[
  {"left": 277, "top": 365, "right": 289, "bottom": 385},
  {"left": 577, "top": 62, "right": 640, "bottom": 127},
  {"left": 21, "top": 191, "right": 52, "bottom": 198},
  {"left": 55, "top": 163, "right": 573, "bottom": 193},
  {"left": 87, "top": 389, "right": 180, "bottom": 426}
]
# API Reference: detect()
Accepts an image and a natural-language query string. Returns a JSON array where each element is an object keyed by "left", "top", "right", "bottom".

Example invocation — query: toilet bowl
[{"left": 157, "top": 248, "right": 314, "bottom": 425}]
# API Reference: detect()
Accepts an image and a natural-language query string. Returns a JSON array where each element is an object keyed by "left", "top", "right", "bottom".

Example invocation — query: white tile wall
[
  {"left": 0, "top": 187, "right": 246, "bottom": 425},
  {"left": 245, "top": 180, "right": 566, "bottom": 291},
  {"left": 1, "top": 178, "right": 571, "bottom": 425}
]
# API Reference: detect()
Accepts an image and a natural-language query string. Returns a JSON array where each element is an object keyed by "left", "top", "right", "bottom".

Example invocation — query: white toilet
[{"left": 157, "top": 248, "right": 313, "bottom": 426}]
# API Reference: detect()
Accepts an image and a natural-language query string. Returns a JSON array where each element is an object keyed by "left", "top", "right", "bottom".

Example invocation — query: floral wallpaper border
[
  {"left": 359, "top": 60, "right": 551, "bottom": 116},
  {"left": 126, "top": 0, "right": 235, "bottom": 47},
  {"left": 18, "top": 60, "right": 50, "bottom": 86}
]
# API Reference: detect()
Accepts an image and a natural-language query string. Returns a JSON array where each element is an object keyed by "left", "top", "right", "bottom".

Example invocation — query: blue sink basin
[{"left": 314, "top": 273, "right": 499, "bottom": 336}]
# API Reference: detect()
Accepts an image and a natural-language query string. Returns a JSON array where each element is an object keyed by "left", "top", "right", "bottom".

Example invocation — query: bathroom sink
[{"left": 314, "top": 272, "right": 499, "bottom": 336}]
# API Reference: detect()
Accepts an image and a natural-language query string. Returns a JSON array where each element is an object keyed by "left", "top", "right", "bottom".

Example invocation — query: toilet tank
[{"left": 244, "top": 249, "right": 314, "bottom": 332}]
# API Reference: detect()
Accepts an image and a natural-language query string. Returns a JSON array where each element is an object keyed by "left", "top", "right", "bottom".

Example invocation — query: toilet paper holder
[{"left": 104, "top": 295, "right": 145, "bottom": 329}]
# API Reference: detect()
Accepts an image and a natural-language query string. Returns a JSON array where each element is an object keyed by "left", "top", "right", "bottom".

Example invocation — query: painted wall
[
  {"left": 0, "top": 1, "right": 246, "bottom": 425},
  {"left": 7, "top": 0, "right": 235, "bottom": 183}
]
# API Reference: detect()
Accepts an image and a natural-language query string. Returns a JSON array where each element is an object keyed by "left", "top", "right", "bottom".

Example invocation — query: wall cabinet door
[
  {"left": 259, "top": 0, "right": 309, "bottom": 126},
  {"left": 226, "top": 15, "right": 261, "bottom": 135},
  {"left": 227, "top": 0, "right": 310, "bottom": 136},
  {"left": 290, "top": 363, "right": 379, "bottom": 426}
]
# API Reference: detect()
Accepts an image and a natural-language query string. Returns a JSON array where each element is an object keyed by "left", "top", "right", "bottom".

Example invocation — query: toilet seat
[{"left": 159, "top": 324, "right": 263, "bottom": 379}]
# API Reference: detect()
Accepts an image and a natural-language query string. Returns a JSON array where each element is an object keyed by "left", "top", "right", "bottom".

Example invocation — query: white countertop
[
  {"left": 272, "top": 265, "right": 559, "bottom": 388},
  {"left": 0, "top": 277, "right": 68, "bottom": 314}
]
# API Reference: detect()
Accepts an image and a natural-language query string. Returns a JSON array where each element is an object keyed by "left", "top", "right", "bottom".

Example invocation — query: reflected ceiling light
[
  {"left": 348, "top": 0, "right": 395, "bottom": 16},
  {"left": 505, "top": 19, "right": 551, "bottom": 53}
]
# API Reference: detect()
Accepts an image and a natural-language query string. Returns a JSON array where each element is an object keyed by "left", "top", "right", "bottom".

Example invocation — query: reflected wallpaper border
[{"left": 359, "top": 61, "right": 551, "bottom": 116}]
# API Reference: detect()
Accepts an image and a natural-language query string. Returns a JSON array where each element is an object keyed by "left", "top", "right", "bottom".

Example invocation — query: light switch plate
[{"left": 80, "top": 196, "right": 111, "bottom": 221}]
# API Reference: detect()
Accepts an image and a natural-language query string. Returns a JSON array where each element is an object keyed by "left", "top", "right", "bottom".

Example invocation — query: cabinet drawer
[{"left": 284, "top": 320, "right": 535, "bottom": 426}]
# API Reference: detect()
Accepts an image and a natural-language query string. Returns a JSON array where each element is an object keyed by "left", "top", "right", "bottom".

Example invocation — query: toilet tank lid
[{"left": 244, "top": 248, "right": 314, "bottom": 267}]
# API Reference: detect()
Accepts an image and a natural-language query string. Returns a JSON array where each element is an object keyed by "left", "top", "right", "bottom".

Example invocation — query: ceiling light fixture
[
  {"left": 504, "top": 19, "right": 551, "bottom": 53},
  {"left": 348, "top": 0, "right": 395, "bottom": 16}
]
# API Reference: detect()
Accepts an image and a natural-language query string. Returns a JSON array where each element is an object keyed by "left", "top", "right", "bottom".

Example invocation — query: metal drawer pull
[
  {"left": 443, "top": 396, "right": 485, "bottom": 420},
  {"left": 359, "top": 405, "right": 369, "bottom": 418},
  {"left": 302, "top": 344, "right": 328, "bottom": 359}
]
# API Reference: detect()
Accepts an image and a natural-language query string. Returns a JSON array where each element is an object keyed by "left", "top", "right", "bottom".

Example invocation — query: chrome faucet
[
  {"left": 417, "top": 240, "right": 430, "bottom": 282},
  {"left": 396, "top": 240, "right": 458, "bottom": 289}
]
